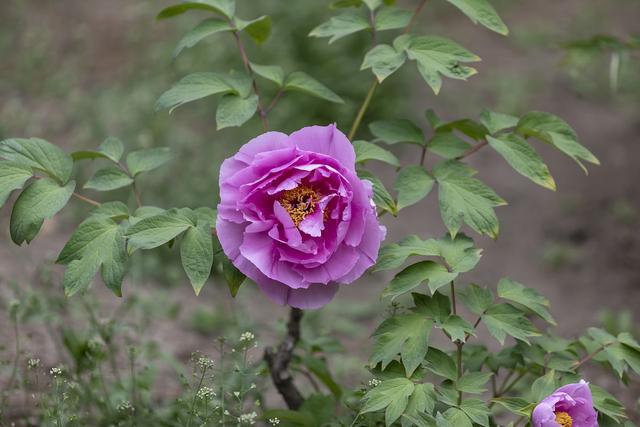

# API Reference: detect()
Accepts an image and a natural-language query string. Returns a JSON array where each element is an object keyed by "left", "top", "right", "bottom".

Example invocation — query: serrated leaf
[
  {"left": 374, "top": 7, "right": 412, "bottom": 31},
  {"left": 250, "top": 63, "right": 285, "bottom": 86},
  {"left": 459, "top": 284, "right": 493, "bottom": 315},
  {"left": 283, "top": 72, "right": 343, "bottom": 103},
  {"left": 0, "top": 162, "right": 32, "bottom": 208},
  {"left": 383, "top": 261, "right": 457, "bottom": 300},
  {"left": 516, "top": 111, "right": 599, "bottom": 173},
  {"left": 358, "top": 169, "right": 397, "bottom": 214},
  {"left": 369, "top": 119, "right": 424, "bottom": 146},
  {"left": 405, "top": 36, "right": 481, "bottom": 94},
  {"left": 441, "top": 315, "right": 475, "bottom": 342},
  {"left": 361, "top": 378, "right": 414, "bottom": 426},
  {"left": 125, "top": 209, "right": 193, "bottom": 253},
  {"left": 10, "top": 178, "right": 75, "bottom": 245},
  {"left": 402, "top": 383, "right": 437, "bottom": 427},
  {"left": 84, "top": 167, "right": 133, "bottom": 192},
  {"left": 361, "top": 44, "right": 407, "bottom": 82},
  {"left": 395, "top": 166, "right": 435, "bottom": 210},
  {"left": 173, "top": 18, "right": 232, "bottom": 58},
  {"left": 479, "top": 110, "right": 518, "bottom": 134},
  {"left": 591, "top": 384, "right": 627, "bottom": 422},
  {"left": 371, "top": 314, "right": 433, "bottom": 376},
  {"left": 216, "top": 93, "right": 258, "bottom": 129},
  {"left": 0, "top": 138, "right": 73, "bottom": 184},
  {"left": 181, "top": 220, "right": 213, "bottom": 295},
  {"left": 445, "top": 0, "right": 508, "bottom": 35},
  {"left": 155, "top": 72, "right": 235, "bottom": 113},
  {"left": 308, "top": 10, "right": 371, "bottom": 44},
  {"left": 157, "top": 0, "right": 235, "bottom": 20},
  {"left": 236, "top": 15, "right": 271, "bottom": 44},
  {"left": 497, "top": 278, "right": 555, "bottom": 325},
  {"left": 457, "top": 372, "right": 492, "bottom": 394},
  {"left": 126, "top": 147, "right": 172, "bottom": 177},
  {"left": 435, "top": 162, "right": 506, "bottom": 238},
  {"left": 483, "top": 303, "right": 539, "bottom": 344},
  {"left": 487, "top": 134, "right": 556, "bottom": 190},
  {"left": 428, "top": 132, "right": 471, "bottom": 159},
  {"left": 424, "top": 347, "right": 457, "bottom": 380},
  {"left": 354, "top": 140, "right": 399, "bottom": 166}
]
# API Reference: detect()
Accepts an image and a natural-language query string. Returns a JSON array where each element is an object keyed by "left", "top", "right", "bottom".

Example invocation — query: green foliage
[
  {"left": 444, "top": 0, "right": 508, "bottom": 35},
  {"left": 283, "top": 71, "right": 344, "bottom": 103},
  {"left": 394, "top": 165, "right": 434, "bottom": 210}
]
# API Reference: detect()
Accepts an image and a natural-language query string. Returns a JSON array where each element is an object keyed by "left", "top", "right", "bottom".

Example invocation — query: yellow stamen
[
  {"left": 555, "top": 412, "right": 572, "bottom": 427},
  {"left": 279, "top": 186, "right": 320, "bottom": 226}
]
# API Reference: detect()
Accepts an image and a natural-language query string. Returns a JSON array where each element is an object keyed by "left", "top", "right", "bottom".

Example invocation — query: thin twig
[
  {"left": 572, "top": 344, "right": 610, "bottom": 369},
  {"left": 457, "top": 139, "right": 488, "bottom": 160},
  {"left": 264, "top": 308, "right": 304, "bottom": 409},
  {"left": 72, "top": 192, "right": 101, "bottom": 207},
  {"left": 404, "top": 0, "right": 428, "bottom": 34}
]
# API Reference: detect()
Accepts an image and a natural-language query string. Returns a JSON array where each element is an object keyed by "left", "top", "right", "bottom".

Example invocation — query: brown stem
[
  {"left": 72, "top": 192, "right": 101, "bottom": 207},
  {"left": 404, "top": 0, "right": 428, "bottom": 34},
  {"left": 457, "top": 139, "right": 488, "bottom": 160},
  {"left": 572, "top": 345, "right": 609, "bottom": 369},
  {"left": 264, "top": 308, "right": 304, "bottom": 409}
]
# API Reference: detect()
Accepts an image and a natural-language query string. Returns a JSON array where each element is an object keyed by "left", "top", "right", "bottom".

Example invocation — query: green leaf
[
  {"left": 157, "top": 0, "right": 235, "bottom": 20},
  {"left": 371, "top": 313, "right": 433, "bottom": 376},
  {"left": 437, "top": 119, "right": 489, "bottom": 141},
  {"left": 222, "top": 256, "right": 246, "bottom": 297},
  {"left": 173, "top": 18, "right": 233, "bottom": 58},
  {"left": 435, "top": 162, "right": 506, "bottom": 238},
  {"left": 369, "top": 119, "right": 424, "bottom": 146},
  {"left": 591, "top": 384, "right": 627, "bottom": 423},
  {"left": 530, "top": 370, "right": 557, "bottom": 402},
  {"left": 302, "top": 356, "right": 342, "bottom": 399},
  {"left": 443, "top": 408, "right": 472, "bottom": 427},
  {"left": 361, "top": 44, "right": 407, "bottom": 82},
  {"left": 491, "top": 397, "right": 534, "bottom": 417},
  {"left": 382, "top": 261, "right": 457, "bottom": 300},
  {"left": 181, "top": 220, "right": 213, "bottom": 295},
  {"left": 441, "top": 315, "right": 475, "bottom": 342},
  {"left": 0, "top": 138, "right": 73, "bottom": 184},
  {"left": 10, "top": 178, "right": 75, "bottom": 245},
  {"left": 374, "top": 7, "right": 412, "bottom": 31},
  {"left": 424, "top": 347, "right": 457, "bottom": 380},
  {"left": 71, "top": 137, "right": 125, "bottom": 163},
  {"left": 395, "top": 165, "right": 435, "bottom": 210},
  {"left": 412, "top": 292, "right": 451, "bottom": 321},
  {"left": 459, "top": 284, "right": 493, "bottom": 315},
  {"left": 402, "top": 383, "right": 437, "bottom": 427},
  {"left": 456, "top": 372, "right": 492, "bottom": 394},
  {"left": 283, "top": 72, "right": 344, "bottom": 103},
  {"left": 57, "top": 218, "right": 127, "bottom": 296},
  {"left": 479, "top": 110, "right": 518, "bottom": 134},
  {"left": 361, "top": 378, "right": 414, "bottom": 426},
  {"left": 235, "top": 15, "right": 271, "bottom": 44},
  {"left": 376, "top": 233, "right": 481, "bottom": 273},
  {"left": 363, "top": 0, "right": 382, "bottom": 10},
  {"left": 428, "top": 132, "right": 471, "bottom": 159},
  {"left": 129, "top": 206, "right": 166, "bottom": 225},
  {"left": 126, "top": 147, "right": 172, "bottom": 177},
  {"left": 250, "top": 63, "right": 285, "bottom": 87},
  {"left": 0, "top": 162, "right": 32, "bottom": 208},
  {"left": 459, "top": 399, "right": 490, "bottom": 427},
  {"left": 330, "top": 0, "right": 363, "bottom": 8},
  {"left": 487, "top": 134, "right": 556, "bottom": 190},
  {"left": 354, "top": 140, "right": 399, "bottom": 166},
  {"left": 405, "top": 36, "right": 481, "bottom": 94},
  {"left": 516, "top": 111, "right": 599, "bottom": 173},
  {"left": 216, "top": 93, "right": 259, "bottom": 130},
  {"left": 308, "top": 10, "right": 371, "bottom": 44},
  {"left": 357, "top": 169, "right": 397, "bottom": 215},
  {"left": 125, "top": 209, "right": 194, "bottom": 253},
  {"left": 84, "top": 167, "right": 133, "bottom": 192},
  {"left": 497, "top": 278, "right": 555, "bottom": 325},
  {"left": 155, "top": 72, "right": 236, "bottom": 113},
  {"left": 445, "top": 0, "right": 508, "bottom": 35},
  {"left": 88, "top": 201, "right": 129, "bottom": 221},
  {"left": 482, "top": 303, "right": 539, "bottom": 344}
]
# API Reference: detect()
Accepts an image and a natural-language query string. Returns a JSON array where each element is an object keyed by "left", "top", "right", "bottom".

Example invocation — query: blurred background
[{"left": 0, "top": 0, "right": 639, "bottom": 424}]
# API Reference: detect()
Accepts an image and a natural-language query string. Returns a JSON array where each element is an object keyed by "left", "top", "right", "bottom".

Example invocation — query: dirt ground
[{"left": 1, "top": 0, "right": 639, "bottom": 421}]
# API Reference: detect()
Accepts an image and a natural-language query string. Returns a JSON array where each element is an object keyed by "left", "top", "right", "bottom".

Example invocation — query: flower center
[
  {"left": 280, "top": 186, "right": 320, "bottom": 226},
  {"left": 555, "top": 412, "right": 572, "bottom": 427}
]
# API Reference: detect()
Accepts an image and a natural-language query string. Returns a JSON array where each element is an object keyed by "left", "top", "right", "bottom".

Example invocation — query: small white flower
[
  {"left": 249, "top": 383, "right": 257, "bottom": 390},
  {"left": 368, "top": 378, "right": 381, "bottom": 387},
  {"left": 50, "top": 367, "right": 63, "bottom": 377},
  {"left": 269, "top": 417, "right": 281, "bottom": 425},
  {"left": 197, "top": 387, "right": 216, "bottom": 401},
  {"left": 117, "top": 400, "right": 134, "bottom": 412},
  {"left": 239, "top": 331, "right": 255, "bottom": 342},
  {"left": 27, "top": 358, "right": 41, "bottom": 369},
  {"left": 238, "top": 411, "right": 258, "bottom": 424},
  {"left": 197, "top": 356, "right": 214, "bottom": 370},
  {"left": 233, "top": 391, "right": 240, "bottom": 398}
]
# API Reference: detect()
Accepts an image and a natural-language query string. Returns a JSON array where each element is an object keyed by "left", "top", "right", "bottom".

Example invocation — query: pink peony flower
[
  {"left": 532, "top": 380, "right": 598, "bottom": 427},
  {"left": 216, "top": 124, "right": 385, "bottom": 309}
]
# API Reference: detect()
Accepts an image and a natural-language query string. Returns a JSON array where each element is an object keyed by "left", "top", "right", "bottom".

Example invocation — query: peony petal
[
  {"left": 286, "top": 283, "right": 339, "bottom": 309},
  {"left": 240, "top": 231, "right": 306, "bottom": 288},
  {"left": 289, "top": 124, "right": 356, "bottom": 168}
]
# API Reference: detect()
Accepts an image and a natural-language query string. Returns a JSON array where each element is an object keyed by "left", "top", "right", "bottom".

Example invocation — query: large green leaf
[
  {"left": 250, "top": 63, "right": 285, "bottom": 87},
  {"left": 125, "top": 209, "right": 194, "bottom": 253},
  {"left": 283, "top": 72, "right": 344, "bottom": 103},
  {"left": 516, "top": 111, "right": 599, "bottom": 173},
  {"left": 361, "top": 377, "right": 415, "bottom": 426},
  {"left": 9, "top": 178, "right": 75, "bottom": 245},
  {"left": 369, "top": 119, "right": 424, "bottom": 146},
  {"left": 482, "top": 303, "right": 539, "bottom": 344},
  {"left": 405, "top": 36, "right": 481, "bottom": 94},
  {"left": 0, "top": 138, "right": 73, "bottom": 184},
  {"left": 308, "top": 10, "right": 371, "bottom": 44},
  {"left": 497, "top": 278, "right": 555, "bottom": 324},
  {"left": 428, "top": 132, "right": 471, "bottom": 159},
  {"left": 383, "top": 261, "right": 457, "bottom": 299},
  {"left": 71, "top": 137, "right": 125, "bottom": 163},
  {"left": 479, "top": 110, "right": 518, "bottom": 134},
  {"left": 401, "top": 383, "right": 437, "bottom": 427},
  {"left": 424, "top": 347, "right": 457, "bottom": 380},
  {"left": 459, "top": 284, "right": 493, "bottom": 315},
  {"left": 157, "top": 0, "right": 235, "bottom": 20},
  {"left": 173, "top": 18, "right": 233, "bottom": 58},
  {"left": 374, "top": 7, "right": 412, "bottom": 31},
  {"left": 84, "top": 167, "right": 133, "bottom": 191},
  {"left": 443, "top": 407, "right": 472, "bottom": 427},
  {"left": 155, "top": 72, "right": 237, "bottom": 113},
  {"left": 590, "top": 384, "right": 627, "bottom": 423},
  {"left": 357, "top": 169, "right": 397, "bottom": 215},
  {"left": 456, "top": 372, "right": 492, "bottom": 394},
  {"left": 371, "top": 313, "right": 433, "bottom": 376},
  {"left": 354, "top": 140, "right": 400, "bottom": 166},
  {"left": 216, "top": 93, "right": 259, "bottom": 129},
  {"left": 435, "top": 161, "right": 506, "bottom": 238},
  {"left": 0, "top": 162, "right": 32, "bottom": 208},
  {"left": 445, "top": 0, "right": 508, "bottom": 35},
  {"left": 395, "top": 166, "right": 435, "bottom": 210},
  {"left": 487, "top": 134, "right": 556, "bottom": 190},
  {"left": 236, "top": 15, "right": 272, "bottom": 44},
  {"left": 361, "top": 44, "right": 407, "bottom": 82},
  {"left": 459, "top": 399, "right": 490, "bottom": 427},
  {"left": 126, "top": 147, "right": 172, "bottom": 177},
  {"left": 181, "top": 220, "right": 213, "bottom": 295}
]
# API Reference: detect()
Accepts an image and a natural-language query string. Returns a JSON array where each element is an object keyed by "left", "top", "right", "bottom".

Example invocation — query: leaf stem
[
  {"left": 72, "top": 192, "right": 101, "bottom": 207},
  {"left": 457, "top": 139, "right": 488, "bottom": 160},
  {"left": 572, "top": 344, "right": 610, "bottom": 369},
  {"left": 404, "top": 0, "right": 428, "bottom": 34}
]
